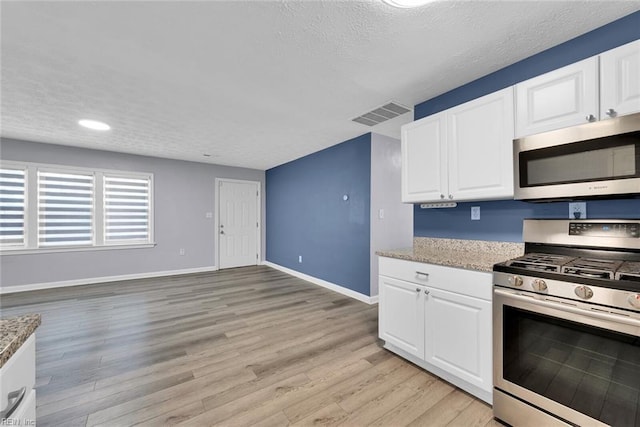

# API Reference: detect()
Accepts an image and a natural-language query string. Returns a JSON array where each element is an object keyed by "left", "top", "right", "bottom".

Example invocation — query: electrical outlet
[
  {"left": 569, "top": 202, "right": 587, "bottom": 219},
  {"left": 471, "top": 206, "right": 480, "bottom": 220},
  {"left": 298, "top": 255, "right": 303, "bottom": 263},
  {"left": 179, "top": 248, "right": 185, "bottom": 256}
]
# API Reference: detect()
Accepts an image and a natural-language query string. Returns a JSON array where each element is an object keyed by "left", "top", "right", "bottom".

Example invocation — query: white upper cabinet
[
  {"left": 600, "top": 39, "right": 640, "bottom": 120},
  {"left": 515, "top": 57, "right": 599, "bottom": 137},
  {"left": 401, "top": 113, "right": 447, "bottom": 203},
  {"left": 448, "top": 88, "right": 514, "bottom": 201},
  {"left": 401, "top": 87, "right": 514, "bottom": 203}
]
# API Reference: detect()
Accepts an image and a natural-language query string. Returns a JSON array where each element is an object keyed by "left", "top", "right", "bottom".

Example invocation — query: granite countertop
[
  {"left": 377, "top": 237, "right": 524, "bottom": 272},
  {"left": 0, "top": 313, "right": 41, "bottom": 368}
]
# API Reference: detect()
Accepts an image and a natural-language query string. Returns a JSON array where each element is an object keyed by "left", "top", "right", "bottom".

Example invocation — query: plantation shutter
[
  {"left": 38, "top": 171, "right": 94, "bottom": 246},
  {"left": 0, "top": 167, "right": 26, "bottom": 247},
  {"left": 104, "top": 175, "right": 150, "bottom": 242}
]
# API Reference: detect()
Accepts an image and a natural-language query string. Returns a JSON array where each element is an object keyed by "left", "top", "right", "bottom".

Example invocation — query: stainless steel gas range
[{"left": 493, "top": 219, "right": 640, "bottom": 427}]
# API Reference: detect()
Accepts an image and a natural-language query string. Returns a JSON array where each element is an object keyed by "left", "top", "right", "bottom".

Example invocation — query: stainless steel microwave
[{"left": 514, "top": 112, "right": 640, "bottom": 201}]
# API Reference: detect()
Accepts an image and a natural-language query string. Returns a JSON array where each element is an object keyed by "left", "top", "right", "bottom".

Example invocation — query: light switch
[{"left": 378, "top": 209, "right": 384, "bottom": 219}]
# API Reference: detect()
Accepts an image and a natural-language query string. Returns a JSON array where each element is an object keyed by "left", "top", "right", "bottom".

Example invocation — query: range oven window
[
  {"left": 503, "top": 306, "right": 640, "bottom": 426},
  {"left": 518, "top": 132, "right": 640, "bottom": 187}
]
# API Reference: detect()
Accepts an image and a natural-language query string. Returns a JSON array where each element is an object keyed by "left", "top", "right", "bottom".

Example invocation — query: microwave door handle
[{"left": 494, "top": 289, "right": 640, "bottom": 329}]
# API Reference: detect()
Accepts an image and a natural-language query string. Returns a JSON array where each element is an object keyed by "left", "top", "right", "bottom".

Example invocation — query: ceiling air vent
[{"left": 352, "top": 102, "right": 412, "bottom": 127}]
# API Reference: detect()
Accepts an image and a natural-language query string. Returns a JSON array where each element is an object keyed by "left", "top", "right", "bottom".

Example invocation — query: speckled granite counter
[
  {"left": 377, "top": 237, "right": 524, "bottom": 272},
  {"left": 0, "top": 314, "right": 41, "bottom": 368}
]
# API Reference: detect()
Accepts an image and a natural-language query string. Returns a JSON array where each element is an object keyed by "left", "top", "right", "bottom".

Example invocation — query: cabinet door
[
  {"left": 447, "top": 87, "right": 514, "bottom": 201},
  {"left": 515, "top": 57, "right": 598, "bottom": 137},
  {"left": 401, "top": 113, "right": 447, "bottom": 203},
  {"left": 600, "top": 39, "right": 640, "bottom": 120},
  {"left": 379, "top": 276, "right": 425, "bottom": 358},
  {"left": 424, "top": 287, "right": 492, "bottom": 393}
]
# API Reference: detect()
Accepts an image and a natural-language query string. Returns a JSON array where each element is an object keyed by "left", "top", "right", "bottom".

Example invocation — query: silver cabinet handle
[
  {"left": 440, "top": 194, "right": 444, "bottom": 199},
  {"left": 448, "top": 194, "right": 453, "bottom": 199},
  {"left": 415, "top": 287, "right": 420, "bottom": 292},
  {"left": 415, "top": 271, "right": 429, "bottom": 280},
  {"left": 0, "top": 387, "right": 26, "bottom": 420},
  {"left": 605, "top": 108, "right": 616, "bottom": 117},
  {"left": 585, "top": 114, "right": 596, "bottom": 122},
  {"left": 424, "top": 289, "right": 430, "bottom": 295}
]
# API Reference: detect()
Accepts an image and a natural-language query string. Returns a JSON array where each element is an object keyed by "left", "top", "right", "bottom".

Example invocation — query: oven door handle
[{"left": 494, "top": 289, "right": 640, "bottom": 328}]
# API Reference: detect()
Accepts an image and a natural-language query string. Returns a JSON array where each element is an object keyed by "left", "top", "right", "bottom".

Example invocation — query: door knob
[
  {"left": 220, "top": 230, "right": 225, "bottom": 234},
  {"left": 585, "top": 114, "right": 596, "bottom": 122}
]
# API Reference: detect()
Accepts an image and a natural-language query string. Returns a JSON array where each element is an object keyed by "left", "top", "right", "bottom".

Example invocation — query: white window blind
[
  {"left": 38, "top": 171, "right": 94, "bottom": 247},
  {"left": 104, "top": 175, "right": 150, "bottom": 243},
  {"left": 0, "top": 167, "right": 26, "bottom": 247}
]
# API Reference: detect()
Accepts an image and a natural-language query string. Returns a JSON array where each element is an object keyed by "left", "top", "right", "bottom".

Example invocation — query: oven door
[{"left": 493, "top": 288, "right": 640, "bottom": 427}]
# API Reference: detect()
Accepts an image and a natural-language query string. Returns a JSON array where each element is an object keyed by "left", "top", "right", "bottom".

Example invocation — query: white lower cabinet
[
  {"left": 0, "top": 334, "right": 36, "bottom": 425},
  {"left": 379, "top": 256, "right": 493, "bottom": 404},
  {"left": 424, "top": 287, "right": 492, "bottom": 392},
  {"left": 378, "top": 276, "right": 425, "bottom": 358}
]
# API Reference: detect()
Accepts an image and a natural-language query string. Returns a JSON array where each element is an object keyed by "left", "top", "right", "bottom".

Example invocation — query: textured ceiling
[{"left": 1, "top": 1, "right": 638, "bottom": 170}]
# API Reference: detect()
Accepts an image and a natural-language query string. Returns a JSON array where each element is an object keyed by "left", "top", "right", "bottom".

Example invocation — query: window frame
[
  {"left": 0, "top": 163, "right": 28, "bottom": 249},
  {"left": 102, "top": 172, "right": 154, "bottom": 246},
  {"left": 0, "top": 160, "right": 155, "bottom": 254}
]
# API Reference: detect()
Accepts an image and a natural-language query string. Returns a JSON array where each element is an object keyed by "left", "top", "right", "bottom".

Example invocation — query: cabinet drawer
[
  {"left": 379, "top": 256, "right": 492, "bottom": 300},
  {"left": 0, "top": 333, "right": 36, "bottom": 416},
  {"left": 379, "top": 256, "right": 434, "bottom": 286}
]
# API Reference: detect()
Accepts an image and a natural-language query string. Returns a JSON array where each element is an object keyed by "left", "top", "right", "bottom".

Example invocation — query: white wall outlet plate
[
  {"left": 471, "top": 206, "right": 480, "bottom": 220},
  {"left": 569, "top": 202, "right": 587, "bottom": 219}
]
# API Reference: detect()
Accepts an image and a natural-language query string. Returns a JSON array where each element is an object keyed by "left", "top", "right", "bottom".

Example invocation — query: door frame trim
[{"left": 215, "top": 178, "right": 262, "bottom": 269}]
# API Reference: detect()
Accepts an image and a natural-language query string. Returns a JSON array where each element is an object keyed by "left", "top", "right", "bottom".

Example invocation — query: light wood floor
[{"left": 1, "top": 266, "right": 499, "bottom": 427}]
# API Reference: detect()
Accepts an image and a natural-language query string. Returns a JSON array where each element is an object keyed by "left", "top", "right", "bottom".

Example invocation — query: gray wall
[
  {"left": 0, "top": 138, "right": 265, "bottom": 288},
  {"left": 370, "top": 133, "right": 413, "bottom": 296}
]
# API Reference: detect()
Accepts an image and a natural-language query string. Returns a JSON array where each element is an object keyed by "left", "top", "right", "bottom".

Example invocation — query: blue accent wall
[
  {"left": 266, "top": 134, "right": 372, "bottom": 296},
  {"left": 413, "top": 11, "right": 640, "bottom": 242}
]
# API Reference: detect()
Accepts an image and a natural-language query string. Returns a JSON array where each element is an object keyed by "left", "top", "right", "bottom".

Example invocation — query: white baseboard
[
  {"left": 0, "top": 266, "right": 219, "bottom": 295},
  {"left": 261, "top": 261, "right": 378, "bottom": 305}
]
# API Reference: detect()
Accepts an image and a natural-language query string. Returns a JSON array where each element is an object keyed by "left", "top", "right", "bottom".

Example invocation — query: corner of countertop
[{"left": 0, "top": 313, "right": 41, "bottom": 368}]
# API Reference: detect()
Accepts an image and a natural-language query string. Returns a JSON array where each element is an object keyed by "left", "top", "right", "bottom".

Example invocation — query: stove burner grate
[
  {"left": 616, "top": 262, "right": 640, "bottom": 282},
  {"left": 505, "top": 253, "right": 575, "bottom": 273}
]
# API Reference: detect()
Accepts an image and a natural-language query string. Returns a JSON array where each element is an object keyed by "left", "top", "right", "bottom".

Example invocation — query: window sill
[{"left": 0, "top": 243, "right": 157, "bottom": 255}]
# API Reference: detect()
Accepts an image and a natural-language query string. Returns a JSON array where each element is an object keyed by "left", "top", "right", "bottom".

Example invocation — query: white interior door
[{"left": 218, "top": 180, "right": 259, "bottom": 269}]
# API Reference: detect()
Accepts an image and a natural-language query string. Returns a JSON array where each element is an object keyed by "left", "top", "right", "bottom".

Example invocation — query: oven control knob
[
  {"left": 532, "top": 279, "right": 547, "bottom": 292},
  {"left": 574, "top": 285, "right": 593, "bottom": 300},
  {"left": 628, "top": 294, "right": 640, "bottom": 309},
  {"left": 508, "top": 275, "right": 523, "bottom": 287}
]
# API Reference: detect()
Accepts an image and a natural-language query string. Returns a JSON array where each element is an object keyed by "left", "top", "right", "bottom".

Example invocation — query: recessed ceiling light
[
  {"left": 78, "top": 119, "right": 111, "bottom": 131},
  {"left": 382, "top": 0, "right": 436, "bottom": 8}
]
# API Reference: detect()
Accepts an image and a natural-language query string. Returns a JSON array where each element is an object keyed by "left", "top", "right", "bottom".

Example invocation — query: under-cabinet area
[{"left": 378, "top": 256, "right": 494, "bottom": 404}]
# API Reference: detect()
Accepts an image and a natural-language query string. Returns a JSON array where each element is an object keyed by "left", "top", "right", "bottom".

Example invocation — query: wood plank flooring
[{"left": 1, "top": 266, "right": 499, "bottom": 427}]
